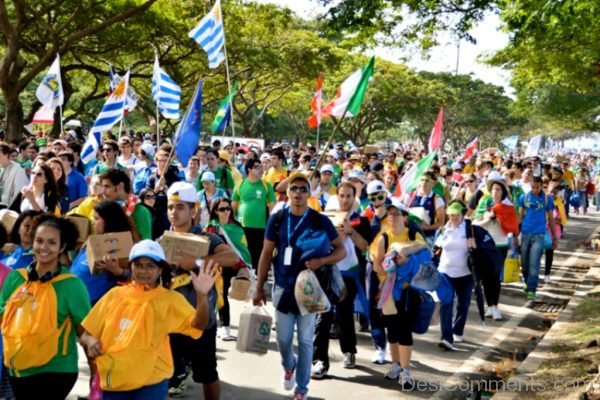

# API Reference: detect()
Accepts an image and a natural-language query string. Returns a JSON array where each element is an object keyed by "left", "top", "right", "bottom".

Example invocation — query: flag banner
[
  {"left": 32, "top": 106, "right": 54, "bottom": 125},
  {"left": 109, "top": 65, "right": 138, "bottom": 112},
  {"left": 175, "top": 80, "right": 203, "bottom": 167},
  {"left": 81, "top": 71, "right": 130, "bottom": 164},
  {"left": 211, "top": 81, "right": 237, "bottom": 133},
  {"left": 189, "top": 0, "right": 226, "bottom": 69},
  {"left": 36, "top": 54, "right": 64, "bottom": 110},
  {"left": 321, "top": 57, "right": 375, "bottom": 118},
  {"left": 525, "top": 135, "right": 543, "bottom": 157},
  {"left": 308, "top": 73, "right": 324, "bottom": 129},
  {"left": 400, "top": 151, "right": 438, "bottom": 195},
  {"left": 500, "top": 135, "right": 519, "bottom": 150},
  {"left": 428, "top": 108, "right": 443, "bottom": 153},
  {"left": 459, "top": 137, "right": 479, "bottom": 161},
  {"left": 152, "top": 56, "right": 181, "bottom": 120}
]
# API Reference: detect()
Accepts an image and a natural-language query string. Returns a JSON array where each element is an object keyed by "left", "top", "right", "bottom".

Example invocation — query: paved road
[{"left": 68, "top": 210, "right": 600, "bottom": 400}]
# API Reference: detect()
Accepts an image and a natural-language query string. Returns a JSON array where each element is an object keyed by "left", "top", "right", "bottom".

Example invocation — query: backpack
[
  {"left": 2, "top": 269, "right": 75, "bottom": 373},
  {"left": 94, "top": 285, "right": 165, "bottom": 391}
]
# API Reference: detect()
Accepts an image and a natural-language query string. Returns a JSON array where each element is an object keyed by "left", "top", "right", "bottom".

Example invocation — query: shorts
[
  {"left": 382, "top": 288, "right": 420, "bottom": 346},
  {"left": 171, "top": 324, "right": 218, "bottom": 384}
]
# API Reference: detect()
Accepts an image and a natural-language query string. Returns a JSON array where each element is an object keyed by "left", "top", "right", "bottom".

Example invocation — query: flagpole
[
  {"left": 221, "top": 12, "right": 236, "bottom": 141},
  {"left": 156, "top": 107, "right": 160, "bottom": 148},
  {"left": 58, "top": 106, "right": 64, "bottom": 134}
]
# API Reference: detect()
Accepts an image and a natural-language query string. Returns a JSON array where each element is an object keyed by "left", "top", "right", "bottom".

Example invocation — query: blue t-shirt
[
  {"left": 519, "top": 192, "right": 555, "bottom": 235},
  {"left": 132, "top": 164, "right": 157, "bottom": 195},
  {"left": 70, "top": 246, "right": 116, "bottom": 304},
  {"left": 1, "top": 246, "right": 34, "bottom": 270},
  {"left": 66, "top": 170, "right": 88, "bottom": 205},
  {"left": 265, "top": 207, "right": 338, "bottom": 314}
]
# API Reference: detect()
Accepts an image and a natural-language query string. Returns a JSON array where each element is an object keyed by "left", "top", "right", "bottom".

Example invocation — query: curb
[{"left": 492, "top": 253, "right": 600, "bottom": 399}]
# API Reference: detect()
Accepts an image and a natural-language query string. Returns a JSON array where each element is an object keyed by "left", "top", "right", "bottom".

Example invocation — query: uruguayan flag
[
  {"left": 189, "top": 0, "right": 225, "bottom": 69},
  {"left": 152, "top": 56, "right": 181, "bottom": 120},
  {"left": 81, "top": 71, "right": 129, "bottom": 164}
]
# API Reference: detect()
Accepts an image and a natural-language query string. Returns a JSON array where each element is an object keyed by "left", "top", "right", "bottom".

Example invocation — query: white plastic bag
[{"left": 294, "top": 270, "right": 331, "bottom": 315}]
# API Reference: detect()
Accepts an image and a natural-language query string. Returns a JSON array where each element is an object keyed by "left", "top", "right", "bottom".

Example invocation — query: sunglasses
[
  {"left": 466, "top": 180, "right": 475, "bottom": 183},
  {"left": 217, "top": 206, "right": 232, "bottom": 212},
  {"left": 368, "top": 194, "right": 385, "bottom": 202},
  {"left": 32, "top": 171, "right": 44, "bottom": 177},
  {"left": 289, "top": 185, "right": 309, "bottom": 193},
  {"left": 101, "top": 148, "right": 113, "bottom": 153}
]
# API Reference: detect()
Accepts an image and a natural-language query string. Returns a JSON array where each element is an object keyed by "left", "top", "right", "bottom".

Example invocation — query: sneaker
[
  {"left": 168, "top": 373, "right": 188, "bottom": 397},
  {"left": 399, "top": 368, "right": 415, "bottom": 390},
  {"left": 485, "top": 308, "right": 493, "bottom": 318},
  {"left": 544, "top": 275, "right": 551, "bottom": 284},
  {"left": 293, "top": 393, "right": 308, "bottom": 400},
  {"left": 438, "top": 339, "right": 458, "bottom": 351},
  {"left": 283, "top": 368, "right": 295, "bottom": 391},
  {"left": 527, "top": 291, "right": 536, "bottom": 300},
  {"left": 343, "top": 352, "right": 356, "bottom": 369},
  {"left": 384, "top": 363, "right": 402, "bottom": 380},
  {"left": 219, "top": 326, "right": 235, "bottom": 341},
  {"left": 311, "top": 361, "right": 328, "bottom": 379},
  {"left": 453, "top": 334, "right": 464, "bottom": 343},
  {"left": 492, "top": 307, "right": 503, "bottom": 321},
  {"left": 371, "top": 347, "right": 386, "bottom": 364}
]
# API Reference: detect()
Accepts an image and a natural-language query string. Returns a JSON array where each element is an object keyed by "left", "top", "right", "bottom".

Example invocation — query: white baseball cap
[
  {"left": 386, "top": 199, "right": 409, "bottom": 214},
  {"left": 260, "top": 153, "right": 271, "bottom": 162},
  {"left": 167, "top": 181, "right": 198, "bottom": 203},
  {"left": 200, "top": 171, "right": 216, "bottom": 183},
  {"left": 367, "top": 180, "right": 386, "bottom": 195},
  {"left": 129, "top": 240, "right": 167, "bottom": 264},
  {"left": 320, "top": 164, "right": 335, "bottom": 174},
  {"left": 327, "top": 150, "right": 339, "bottom": 160},
  {"left": 141, "top": 142, "right": 155, "bottom": 158}
]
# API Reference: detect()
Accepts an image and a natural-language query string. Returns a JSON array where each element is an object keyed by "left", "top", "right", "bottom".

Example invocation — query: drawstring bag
[{"left": 410, "top": 262, "right": 440, "bottom": 292}]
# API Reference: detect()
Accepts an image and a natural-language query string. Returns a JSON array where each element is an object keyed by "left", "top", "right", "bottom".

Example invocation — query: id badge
[{"left": 283, "top": 246, "right": 293, "bottom": 266}]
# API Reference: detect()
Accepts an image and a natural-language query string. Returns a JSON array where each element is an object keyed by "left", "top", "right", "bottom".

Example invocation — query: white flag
[
  {"left": 35, "top": 55, "right": 64, "bottom": 110},
  {"left": 525, "top": 135, "right": 543, "bottom": 157}
]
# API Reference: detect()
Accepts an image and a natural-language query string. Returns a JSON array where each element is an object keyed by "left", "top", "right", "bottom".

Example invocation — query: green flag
[
  {"left": 211, "top": 81, "right": 238, "bottom": 133},
  {"left": 322, "top": 57, "right": 375, "bottom": 118},
  {"left": 400, "top": 150, "right": 438, "bottom": 193}
]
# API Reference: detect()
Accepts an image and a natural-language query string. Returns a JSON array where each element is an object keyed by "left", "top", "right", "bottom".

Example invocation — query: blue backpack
[{"left": 411, "top": 290, "right": 436, "bottom": 334}]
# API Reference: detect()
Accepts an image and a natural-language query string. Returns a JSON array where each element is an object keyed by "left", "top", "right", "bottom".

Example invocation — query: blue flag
[{"left": 175, "top": 81, "right": 203, "bottom": 167}]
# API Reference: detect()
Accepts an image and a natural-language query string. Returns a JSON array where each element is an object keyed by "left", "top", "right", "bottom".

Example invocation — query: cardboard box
[
  {"left": 67, "top": 215, "right": 90, "bottom": 243},
  {"left": 160, "top": 231, "right": 210, "bottom": 264},
  {"left": 236, "top": 307, "right": 273, "bottom": 355},
  {"left": 363, "top": 145, "right": 379, "bottom": 154},
  {"left": 322, "top": 211, "right": 346, "bottom": 227},
  {"left": 0, "top": 210, "right": 19, "bottom": 233},
  {"left": 86, "top": 232, "right": 134, "bottom": 274}
]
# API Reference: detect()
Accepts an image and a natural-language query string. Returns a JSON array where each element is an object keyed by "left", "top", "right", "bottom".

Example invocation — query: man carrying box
[{"left": 165, "top": 181, "right": 238, "bottom": 400}]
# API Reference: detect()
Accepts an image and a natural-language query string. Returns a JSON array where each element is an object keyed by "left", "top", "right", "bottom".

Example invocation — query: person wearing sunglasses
[
  {"left": 359, "top": 179, "right": 393, "bottom": 364},
  {"left": 455, "top": 173, "right": 478, "bottom": 204},
  {"left": 20, "top": 163, "right": 60, "bottom": 215},
  {"left": 165, "top": 182, "right": 238, "bottom": 399},
  {"left": 91, "top": 140, "right": 126, "bottom": 176},
  {"left": 206, "top": 197, "right": 252, "bottom": 342},
  {"left": 254, "top": 172, "right": 346, "bottom": 400}
]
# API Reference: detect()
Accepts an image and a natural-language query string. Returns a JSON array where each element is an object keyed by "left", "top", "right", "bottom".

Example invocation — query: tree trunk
[{"left": 4, "top": 94, "right": 26, "bottom": 143}]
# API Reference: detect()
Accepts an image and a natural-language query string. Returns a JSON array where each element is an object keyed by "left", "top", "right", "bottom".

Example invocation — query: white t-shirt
[
  {"left": 21, "top": 192, "right": 47, "bottom": 213},
  {"left": 435, "top": 221, "right": 471, "bottom": 278}
]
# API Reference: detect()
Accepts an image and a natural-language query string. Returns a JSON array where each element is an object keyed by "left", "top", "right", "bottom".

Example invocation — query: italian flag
[
  {"left": 399, "top": 151, "right": 438, "bottom": 195},
  {"left": 321, "top": 57, "right": 375, "bottom": 118}
]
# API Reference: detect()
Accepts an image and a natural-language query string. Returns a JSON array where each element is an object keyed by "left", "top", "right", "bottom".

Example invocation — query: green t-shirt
[
  {"left": 214, "top": 167, "right": 234, "bottom": 192},
  {"left": 0, "top": 267, "right": 91, "bottom": 377},
  {"left": 93, "top": 162, "right": 126, "bottom": 176},
  {"left": 132, "top": 203, "right": 153, "bottom": 240},
  {"left": 18, "top": 159, "right": 32, "bottom": 169},
  {"left": 232, "top": 179, "right": 276, "bottom": 229}
]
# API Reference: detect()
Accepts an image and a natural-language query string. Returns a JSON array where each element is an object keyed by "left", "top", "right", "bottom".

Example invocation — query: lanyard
[{"left": 287, "top": 208, "right": 309, "bottom": 247}]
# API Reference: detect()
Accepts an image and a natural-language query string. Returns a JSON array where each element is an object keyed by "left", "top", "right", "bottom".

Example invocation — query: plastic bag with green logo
[{"left": 294, "top": 269, "right": 331, "bottom": 315}]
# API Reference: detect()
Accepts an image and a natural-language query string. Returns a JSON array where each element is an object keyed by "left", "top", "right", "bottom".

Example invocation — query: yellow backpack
[
  {"left": 95, "top": 285, "right": 164, "bottom": 391},
  {"left": 2, "top": 269, "right": 74, "bottom": 374}
]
